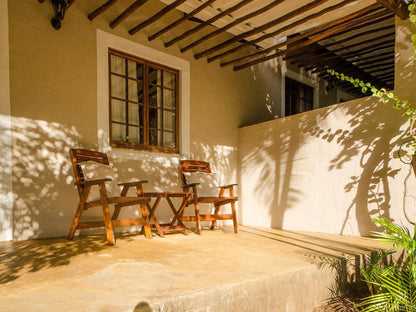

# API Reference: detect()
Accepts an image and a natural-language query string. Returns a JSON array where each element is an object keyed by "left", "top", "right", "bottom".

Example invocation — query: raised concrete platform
[{"left": 0, "top": 226, "right": 381, "bottom": 312}]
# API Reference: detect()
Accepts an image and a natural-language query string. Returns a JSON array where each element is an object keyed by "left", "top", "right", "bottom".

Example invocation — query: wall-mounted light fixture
[{"left": 50, "top": 0, "right": 70, "bottom": 30}]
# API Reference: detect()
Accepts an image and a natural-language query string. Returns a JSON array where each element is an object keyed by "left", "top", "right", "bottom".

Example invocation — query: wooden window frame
[
  {"left": 108, "top": 48, "right": 180, "bottom": 153},
  {"left": 284, "top": 76, "right": 314, "bottom": 117}
]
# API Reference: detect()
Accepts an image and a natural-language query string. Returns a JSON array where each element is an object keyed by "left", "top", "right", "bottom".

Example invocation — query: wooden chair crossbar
[{"left": 179, "top": 160, "right": 238, "bottom": 234}]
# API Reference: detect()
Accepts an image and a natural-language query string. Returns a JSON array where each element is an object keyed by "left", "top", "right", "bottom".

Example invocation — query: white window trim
[
  {"left": 96, "top": 30, "right": 190, "bottom": 159},
  {"left": 280, "top": 68, "right": 319, "bottom": 118}
]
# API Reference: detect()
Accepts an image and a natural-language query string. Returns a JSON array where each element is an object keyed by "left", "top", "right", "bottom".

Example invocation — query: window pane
[
  {"left": 149, "top": 129, "right": 162, "bottom": 147},
  {"left": 163, "top": 132, "right": 176, "bottom": 149},
  {"left": 128, "top": 60, "right": 143, "bottom": 80},
  {"left": 163, "top": 89, "right": 175, "bottom": 110},
  {"left": 149, "top": 67, "right": 161, "bottom": 85},
  {"left": 149, "top": 107, "right": 162, "bottom": 129},
  {"left": 111, "top": 74, "right": 126, "bottom": 99},
  {"left": 128, "top": 80, "right": 143, "bottom": 103},
  {"left": 128, "top": 103, "right": 141, "bottom": 126},
  {"left": 163, "top": 71, "right": 176, "bottom": 89},
  {"left": 110, "top": 55, "right": 125, "bottom": 75},
  {"left": 149, "top": 85, "right": 162, "bottom": 108},
  {"left": 128, "top": 126, "right": 143, "bottom": 144},
  {"left": 163, "top": 110, "right": 175, "bottom": 131},
  {"left": 111, "top": 100, "right": 126, "bottom": 123},
  {"left": 112, "top": 123, "right": 126, "bottom": 142}
]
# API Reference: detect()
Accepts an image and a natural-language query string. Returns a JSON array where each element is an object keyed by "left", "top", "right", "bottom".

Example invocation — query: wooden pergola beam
[
  {"left": 360, "top": 60, "right": 394, "bottom": 70},
  {"left": 207, "top": 0, "right": 356, "bottom": 63},
  {"left": 129, "top": 0, "right": 187, "bottom": 35},
  {"left": 110, "top": 0, "right": 148, "bottom": 29},
  {"left": 148, "top": 0, "right": 217, "bottom": 41},
  {"left": 353, "top": 54, "right": 394, "bottom": 66},
  {"left": 223, "top": 4, "right": 384, "bottom": 68},
  {"left": 233, "top": 8, "right": 390, "bottom": 71},
  {"left": 88, "top": 0, "right": 118, "bottom": 21},
  {"left": 180, "top": 0, "right": 288, "bottom": 53},
  {"left": 376, "top": 0, "right": 408, "bottom": 19},
  {"left": 195, "top": 0, "right": 332, "bottom": 60},
  {"left": 164, "top": 0, "right": 254, "bottom": 48}
]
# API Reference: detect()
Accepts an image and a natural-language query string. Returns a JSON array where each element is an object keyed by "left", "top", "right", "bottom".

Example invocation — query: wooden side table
[{"left": 144, "top": 192, "right": 191, "bottom": 237}]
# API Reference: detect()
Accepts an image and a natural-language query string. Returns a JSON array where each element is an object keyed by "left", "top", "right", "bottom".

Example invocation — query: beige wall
[
  {"left": 239, "top": 17, "right": 416, "bottom": 236},
  {"left": 5, "top": 0, "right": 274, "bottom": 239}
]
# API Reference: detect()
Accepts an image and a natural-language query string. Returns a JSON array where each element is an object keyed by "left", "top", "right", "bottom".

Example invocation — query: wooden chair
[
  {"left": 179, "top": 160, "right": 238, "bottom": 234},
  {"left": 68, "top": 148, "right": 151, "bottom": 245}
]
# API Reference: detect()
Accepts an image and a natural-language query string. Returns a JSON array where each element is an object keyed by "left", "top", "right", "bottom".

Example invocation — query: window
[
  {"left": 109, "top": 49, "right": 179, "bottom": 153},
  {"left": 285, "top": 77, "right": 314, "bottom": 117}
]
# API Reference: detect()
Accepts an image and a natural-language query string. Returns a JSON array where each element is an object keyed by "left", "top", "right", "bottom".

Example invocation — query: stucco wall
[
  {"left": 6, "top": 0, "right": 273, "bottom": 240},
  {"left": 238, "top": 17, "right": 416, "bottom": 236}
]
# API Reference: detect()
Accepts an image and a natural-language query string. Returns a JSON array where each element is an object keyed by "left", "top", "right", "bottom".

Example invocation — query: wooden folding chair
[
  {"left": 179, "top": 160, "right": 238, "bottom": 234},
  {"left": 67, "top": 148, "right": 151, "bottom": 245}
]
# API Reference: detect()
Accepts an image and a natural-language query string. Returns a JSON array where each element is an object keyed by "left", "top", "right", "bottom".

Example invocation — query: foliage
[{"left": 357, "top": 217, "right": 416, "bottom": 312}]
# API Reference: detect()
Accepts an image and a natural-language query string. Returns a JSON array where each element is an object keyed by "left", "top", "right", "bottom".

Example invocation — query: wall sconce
[{"left": 51, "top": 0, "right": 70, "bottom": 30}]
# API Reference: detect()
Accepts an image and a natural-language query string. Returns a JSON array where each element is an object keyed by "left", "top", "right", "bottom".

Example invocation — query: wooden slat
[
  {"left": 295, "top": 32, "right": 395, "bottom": 68},
  {"left": 164, "top": 0, "right": 254, "bottom": 48},
  {"left": 148, "top": 0, "right": 217, "bottom": 41},
  {"left": 110, "top": 0, "right": 149, "bottom": 29},
  {"left": 354, "top": 54, "right": 395, "bottom": 66},
  {"left": 181, "top": 214, "right": 234, "bottom": 222},
  {"left": 233, "top": 8, "right": 390, "bottom": 71},
  {"left": 77, "top": 218, "right": 146, "bottom": 229},
  {"left": 129, "top": 0, "right": 187, "bottom": 35},
  {"left": 88, "top": 0, "right": 118, "bottom": 21},
  {"left": 207, "top": 0, "right": 352, "bottom": 63},
  {"left": 180, "top": 0, "right": 287, "bottom": 53},
  {"left": 223, "top": 4, "right": 383, "bottom": 68},
  {"left": 376, "top": 0, "right": 408, "bottom": 19}
]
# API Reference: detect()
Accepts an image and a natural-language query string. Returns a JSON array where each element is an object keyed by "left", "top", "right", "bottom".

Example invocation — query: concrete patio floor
[{"left": 0, "top": 226, "right": 382, "bottom": 312}]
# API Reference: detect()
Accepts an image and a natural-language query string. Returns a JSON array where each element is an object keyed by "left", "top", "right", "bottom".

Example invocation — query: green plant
[{"left": 357, "top": 217, "right": 416, "bottom": 311}]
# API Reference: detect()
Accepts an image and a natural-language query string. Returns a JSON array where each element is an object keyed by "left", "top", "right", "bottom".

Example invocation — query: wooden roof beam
[
  {"left": 88, "top": 0, "right": 118, "bottom": 21},
  {"left": 148, "top": 0, "right": 217, "bottom": 41},
  {"left": 376, "top": 0, "right": 409, "bottom": 19},
  {"left": 223, "top": 5, "right": 384, "bottom": 68},
  {"left": 180, "top": 0, "right": 288, "bottom": 53},
  {"left": 129, "top": 0, "right": 187, "bottom": 35},
  {"left": 233, "top": 8, "right": 390, "bottom": 71},
  {"left": 164, "top": 0, "right": 255, "bottom": 48},
  {"left": 110, "top": 0, "right": 148, "bottom": 29},
  {"left": 195, "top": 0, "right": 333, "bottom": 60},
  {"left": 207, "top": 0, "right": 358, "bottom": 63}
]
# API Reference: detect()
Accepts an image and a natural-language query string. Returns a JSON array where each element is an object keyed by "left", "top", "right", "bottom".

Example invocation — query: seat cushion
[
  {"left": 79, "top": 161, "right": 120, "bottom": 201},
  {"left": 184, "top": 172, "right": 218, "bottom": 197}
]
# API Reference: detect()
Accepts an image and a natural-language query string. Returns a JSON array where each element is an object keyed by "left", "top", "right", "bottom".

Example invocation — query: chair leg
[
  {"left": 140, "top": 202, "right": 152, "bottom": 239},
  {"left": 210, "top": 205, "right": 220, "bottom": 230},
  {"left": 67, "top": 185, "right": 90, "bottom": 241},
  {"left": 112, "top": 204, "right": 122, "bottom": 220},
  {"left": 231, "top": 202, "right": 238, "bottom": 233},
  {"left": 194, "top": 202, "right": 202, "bottom": 235},
  {"left": 99, "top": 184, "right": 116, "bottom": 245}
]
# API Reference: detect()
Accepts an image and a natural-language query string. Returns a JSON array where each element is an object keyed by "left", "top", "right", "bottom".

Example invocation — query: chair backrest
[
  {"left": 70, "top": 148, "right": 109, "bottom": 196},
  {"left": 179, "top": 160, "right": 211, "bottom": 186}
]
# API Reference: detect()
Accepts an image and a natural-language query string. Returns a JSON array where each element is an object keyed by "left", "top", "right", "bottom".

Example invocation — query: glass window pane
[
  {"left": 163, "top": 110, "right": 176, "bottom": 131},
  {"left": 163, "top": 132, "right": 176, "bottom": 149},
  {"left": 128, "top": 60, "right": 143, "bottom": 80},
  {"left": 128, "top": 126, "right": 142, "bottom": 144},
  {"left": 149, "top": 129, "right": 162, "bottom": 147},
  {"left": 149, "top": 85, "right": 162, "bottom": 108},
  {"left": 163, "top": 89, "right": 175, "bottom": 110},
  {"left": 111, "top": 74, "right": 126, "bottom": 99},
  {"left": 149, "top": 108, "right": 162, "bottom": 129},
  {"left": 111, "top": 100, "right": 126, "bottom": 123},
  {"left": 111, "top": 123, "right": 126, "bottom": 142},
  {"left": 163, "top": 71, "right": 176, "bottom": 89},
  {"left": 110, "top": 55, "right": 125, "bottom": 75},
  {"left": 128, "top": 103, "right": 140, "bottom": 126},
  {"left": 149, "top": 67, "right": 161, "bottom": 85},
  {"left": 128, "top": 80, "right": 143, "bottom": 103}
]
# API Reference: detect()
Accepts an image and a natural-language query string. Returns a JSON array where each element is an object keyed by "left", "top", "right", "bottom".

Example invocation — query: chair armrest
[
  {"left": 118, "top": 180, "right": 148, "bottom": 187},
  {"left": 218, "top": 184, "right": 237, "bottom": 189},
  {"left": 75, "top": 178, "right": 111, "bottom": 186}
]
